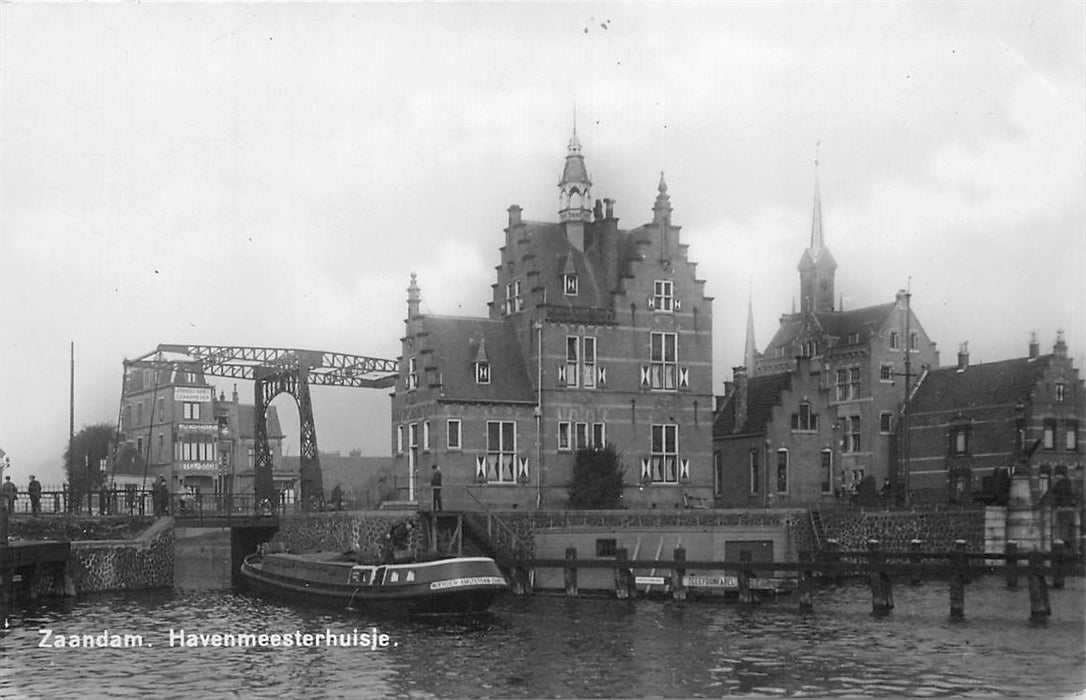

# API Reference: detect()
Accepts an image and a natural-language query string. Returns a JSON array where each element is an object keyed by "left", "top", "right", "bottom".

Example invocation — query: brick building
[
  {"left": 903, "top": 333, "right": 1084, "bottom": 505},
  {"left": 715, "top": 170, "right": 940, "bottom": 504},
  {"left": 390, "top": 130, "right": 714, "bottom": 510},
  {"left": 116, "top": 355, "right": 290, "bottom": 503}
]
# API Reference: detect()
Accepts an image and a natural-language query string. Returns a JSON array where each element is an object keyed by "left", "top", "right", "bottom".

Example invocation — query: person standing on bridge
[
  {"left": 430, "top": 464, "right": 443, "bottom": 512},
  {"left": 27, "top": 475, "right": 42, "bottom": 516},
  {"left": 1, "top": 475, "right": 16, "bottom": 512}
]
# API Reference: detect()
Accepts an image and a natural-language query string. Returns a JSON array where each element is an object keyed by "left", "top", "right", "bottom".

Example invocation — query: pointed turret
[
  {"left": 798, "top": 152, "right": 837, "bottom": 314},
  {"left": 559, "top": 126, "right": 592, "bottom": 250},
  {"left": 653, "top": 171, "right": 672, "bottom": 224},
  {"left": 744, "top": 289, "right": 758, "bottom": 377}
]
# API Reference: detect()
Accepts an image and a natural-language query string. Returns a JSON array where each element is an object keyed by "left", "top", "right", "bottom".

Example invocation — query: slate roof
[
  {"left": 420, "top": 315, "right": 535, "bottom": 404},
  {"left": 908, "top": 354, "right": 1054, "bottom": 414},
  {"left": 763, "top": 302, "right": 896, "bottom": 353},
  {"left": 518, "top": 220, "right": 623, "bottom": 310},
  {"left": 713, "top": 371, "right": 793, "bottom": 438},
  {"left": 238, "top": 404, "right": 284, "bottom": 440}
]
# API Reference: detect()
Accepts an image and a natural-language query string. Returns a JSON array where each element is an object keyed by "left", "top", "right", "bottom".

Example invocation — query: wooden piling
[
  {"left": 798, "top": 550, "right": 814, "bottom": 612},
  {"left": 1027, "top": 549, "right": 1051, "bottom": 622},
  {"left": 672, "top": 547, "right": 687, "bottom": 602},
  {"left": 614, "top": 548, "right": 630, "bottom": 599},
  {"left": 1005, "top": 541, "right": 1019, "bottom": 590},
  {"left": 1051, "top": 540, "right": 1066, "bottom": 590},
  {"left": 909, "top": 539, "right": 923, "bottom": 585},
  {"left": 949, "top": 539, "right": 967, "bottom": 621},
  {"left": 867, "top": 540, "right": 893, "bottom": 616},
  {"left": 511, "top": 562, "right": 532, "bottom": 596},
  {"left": 821, "top": 539, "right": 840, "bottom": 581},
  {"left": 564, "top": 547, "right": 578, "bottom": 597},
  {"left": 738, "top": 550, "right": 754, "bottom": 604}
]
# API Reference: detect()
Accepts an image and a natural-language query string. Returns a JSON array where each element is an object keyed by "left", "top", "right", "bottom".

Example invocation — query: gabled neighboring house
[
  {"left": 713, "top": 358, "right": 837, "bottom": 507},
  {"left": 390, "top": 130, "right": 714, "bottom": 511},
  {"left": 903, "top": 334, "right": 1084, "bottom": 505},
  {"left": 750, "top": 169, "right": 940, "bottom": 495}
]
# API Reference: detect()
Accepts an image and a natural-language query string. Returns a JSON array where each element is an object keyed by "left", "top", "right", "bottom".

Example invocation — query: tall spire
[
  {"left": 558, "top": 124, "right": 592, "bottom": 224},
  {"left": 811, "top": 143, "right": 824, "bottom": 251},
  {"left": 745, "top": 282, "right": 758, "bottom": 377},
  {"left": 653, "top": 171, "right": 672, "bottom": 224},
  {"left": 797, "top": 141, "right": 837, "bottom": 314}
]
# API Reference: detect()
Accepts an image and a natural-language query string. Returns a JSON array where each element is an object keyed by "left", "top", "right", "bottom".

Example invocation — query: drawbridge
[{"left": 124, "top": 343, "right": 398, "bottom": 511}]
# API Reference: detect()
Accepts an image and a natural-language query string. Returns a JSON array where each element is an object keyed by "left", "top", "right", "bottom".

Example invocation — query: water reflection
[{"left": 1, "top": 563, "right": 1083, "bottom": 698}]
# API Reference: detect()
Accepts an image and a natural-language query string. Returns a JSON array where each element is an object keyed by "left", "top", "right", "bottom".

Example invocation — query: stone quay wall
[
  {"left": 67, "top": 517, "right": 175, "bottom": 593},
  {"left": 819, "top": 507, "right": 986, "bottom": 552},
  {"left": 269, "top": 511, "right": 422, "bottom": 560}
]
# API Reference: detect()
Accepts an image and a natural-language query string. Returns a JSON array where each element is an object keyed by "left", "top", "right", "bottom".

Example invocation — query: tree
[
  {"left": 64, "top": 423, "right": 120, "bottom": 497},
  {"left": 568, "top": 443, "right": 626, "bottom": 509}
]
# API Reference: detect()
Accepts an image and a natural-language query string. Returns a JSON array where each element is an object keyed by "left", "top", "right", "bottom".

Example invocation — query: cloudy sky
[{"left": 2, "top": 2, "right": 1083, "bottom": 485}]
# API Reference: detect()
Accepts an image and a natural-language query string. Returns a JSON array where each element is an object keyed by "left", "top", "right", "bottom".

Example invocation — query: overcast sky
[{"left": 2, "top": 2, "right": 1083, "bottom": 485}]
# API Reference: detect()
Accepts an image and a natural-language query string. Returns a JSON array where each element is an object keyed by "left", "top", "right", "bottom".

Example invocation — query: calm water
[{"left": 1, "top": 540, "right": 1083, "bottom": 698}]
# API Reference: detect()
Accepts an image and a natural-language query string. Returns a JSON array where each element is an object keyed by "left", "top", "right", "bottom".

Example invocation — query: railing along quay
[{"left": 498, "top": 539, "right": 1084, "bottom": 623}]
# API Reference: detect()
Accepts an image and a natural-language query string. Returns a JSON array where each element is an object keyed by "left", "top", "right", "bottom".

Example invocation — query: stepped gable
[
  {"left": 712, "top": 371, "right": 792, "bottom": 437},
  {"left": 909, "top": 354, "right": 1054, "bottom": 413},
  {"left": 421, "top": 315, "right": 534, "bottom": 403}
]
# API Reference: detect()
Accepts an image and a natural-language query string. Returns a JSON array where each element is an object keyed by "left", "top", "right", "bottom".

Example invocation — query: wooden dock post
[
  {"left": 614, "top": 548, "right": 631, "bottom": 599},
  {"left": 949, "top": 539, "right": 967, "bottom": 621},
  {"left": 1027, "top": 549, "right": 1051, "bottom": 622},
  {"left": 909, "top": 539, "right": 923, "bottom": 585},
  {"left": 798, "top": 550, "right": 813, "bottom": 612},
  {"left": 1051, "top": 540, "right": 1066, "bottom": 590},
  {"left": 821, "top": 538, "right": 840, "bottom": 582},
  {"left": 738, "top": 550, "right": 754, "bottom": 604},
  {"left": 672, "top": 547, "right": 687, "bottom": 601},
  {"left": 868, "top": 540, "right": 893, "bottom": 616},
  {"left": 564, "top": 547, "right": 578, "bottom": 597},
  {"left": 1005, "top": 541, "right": 1019, "bottom": 590}
]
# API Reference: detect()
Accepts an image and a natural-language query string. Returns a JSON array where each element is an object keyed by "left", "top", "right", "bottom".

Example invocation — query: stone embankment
[{"left": 818, "top": 507, "right": 985, "bottom": 551}]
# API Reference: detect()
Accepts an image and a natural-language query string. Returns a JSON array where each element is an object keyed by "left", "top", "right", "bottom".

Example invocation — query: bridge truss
[{"left": 125, "top": 344, "right": 398, "bottom": 510}]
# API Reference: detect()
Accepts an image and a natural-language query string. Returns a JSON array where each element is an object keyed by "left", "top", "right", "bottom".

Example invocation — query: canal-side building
[
  {"left": 115, "top": 356, "right": 291, "bottom": 503},
  {"left": 902, "top": 333, "right": 1084, "bottom": 505},
  {"left": 390, "top": 130, "right": 715, "bottom": 510},
  {"left": 727, "top": 172, "right": 941, "bottom": 501}
]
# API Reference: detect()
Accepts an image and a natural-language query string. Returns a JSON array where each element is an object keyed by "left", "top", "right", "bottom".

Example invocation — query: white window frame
[
  {"left": 557, "top": 421, "right": 571, "bottom": 451},
  {"left": 880, "top": 363, "right": 894, "bottom": 382},
  {"left": 565, "top": 336, "right": 580, "bottom": 388},
  {"left": 650, "top": 424, "right": 679, "bottom": 483},
  {"left": 880, "top": 411, "right": 894, "bottom": 434},
  {"left": 407, "top": 357, "right": 418, "bottom": 391},
  {"left": 183, "top": 402, "right": 200, "bottom": 420},
  {"left": 396, "top": 425, "right": 404, "bottom": 454},
  {"left": 582, "top": 337, "right": 596, "bottom": 388},
  {"left": 475, "top": 361, "right": 491, "bottom": 384},
  {"left": 485, "top": 420, "right": 518, "bottom": 483},
  {"left": 776, "top": 448, "right": 789, "bottom": 493},
  {"left": 653, "top": 279, "right": 674, "bottom": 312},
  {"left": 592, "top": 422, "right": 605, "bottom": 448},
  {"left": 564, "top": 273, "right": 578, "bottom": 296},
  {"left": 446, "top": 420, "right": 461, "bottom": 450},
  {"left": 750, "top": 448, "right": 760, "bottom": 494},
  {"left": 422, "top": 421, "right": 431, "bottom": 451},
  {"left": 820, "top": 449, "right": 833, "bottom": 494},
  {"left": 650, "top": 332, "right": 678, "bottom": 390}
]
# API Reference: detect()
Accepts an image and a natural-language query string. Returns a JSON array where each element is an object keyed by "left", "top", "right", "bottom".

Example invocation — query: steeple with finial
[
  {"left": 744, "top": 282, "right": 758, "bottom": 377},
  {"left": 798, "top": 142, "right": 837, "bottom": 314},
  {"left": 653, "top": 171, "right": 672, "bottom": 225},
  {"left": 558, "top": 116, "right": 592, "bottom": 251}
]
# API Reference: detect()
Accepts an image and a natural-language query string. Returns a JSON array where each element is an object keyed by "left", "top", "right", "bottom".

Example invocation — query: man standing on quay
[{"left": 28, "top": 475, "right": 42, "bottom": 516}]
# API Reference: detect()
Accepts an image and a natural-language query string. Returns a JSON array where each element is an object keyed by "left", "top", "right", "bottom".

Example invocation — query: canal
[{"left": 0, "top": 532, "right": 1083, "bottom": 698}]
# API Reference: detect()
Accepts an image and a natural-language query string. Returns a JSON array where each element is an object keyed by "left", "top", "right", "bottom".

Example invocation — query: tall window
[
  {"left": 157, "top": 397, "right": 165, "bottom": 421},
  {"left": 592, "top": 422, "right": 606, "bottom": 448},
  {"left": 849, "top": 367, "right": 861, "bottom": 399},
  {"left": 950, "top": 424, "right": 970, "bottom": 455},
  {"left": 650, "top": 332, "right": 678, "bottom": 390},
  {"left": 1067, "top": 421, "right": 1079, "bottom": 451},
  {"left": 776, "top": 449, "right": 789, "bottom": 493},
  {"left": 650, "top": 424, "right": 679, "bottom": 483},
  {"left": 889, "top": 330, "right": 900, "bottom": 349},
  {"left": 486, "top": 421, "right": 517, "bottom": 482},
  {"left": 446, "top": 420, "right": 461, "bottom": 450},
  {"left": 880, "top": 412, "right": 894, "bottom": 433},
  {"left": 835, "top": 369, "right": 849, "bottom": 401},
  {"left": 564, "top": 336, "right": 598, "bottom": 389},
  {"left": 575, "top": 422, "right": 589, "bottom": 450},
  {"left": 582, "top": 337, "right": 596, "bottom": 388},
  {"left": 1056, "top": 383, "right": 1066, "bottom": 403},
  {"left": 565, "top": 336, "right": 580, "bottom": 388},
  {"left": 653, "top": 280, "right": 674, "bottom": 312},
  {"left": 407, "top": 357, "right": 418, "bottom": 390},
  {"left": 183, "top": 402, "right": 200, "bottom": 420},
  {"left": 558, "top": 421, "right": 571, "bottom": 451},
  {"left": 422, "top": 421, "right": 431, "bottom": 451},
  {"left": 396, "top": 425, "right": 404, "bottom": 454},
  {"left": 505, "top": 280, "right": 523, "bottom": 314},
  {"left": 820, "top": 449, "right": 833, "bottom": 493},
  {"left": 791, "top": 402, "right": 818, "bottom": 431},
  {"left": 909, "top": 332, "right": 919, "bottom": 351},
  {"left": 750, "top": 448, "right": 760, "bottom": 494},
  {"left": 844, "top": 416, "right": 862, "bottom": 452},
  {"left": 1044, "top": 419, "right": 1057, "bottom": 450}
]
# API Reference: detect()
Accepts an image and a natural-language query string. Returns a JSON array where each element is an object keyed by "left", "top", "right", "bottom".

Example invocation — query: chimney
[
  {"left": 956, "top": 341, "right": 969, "bottom": 371},
  {"left": 732, "top": 366, "right": 749, "bottom": 433},
  {"left": 604, "top": 198, "right": 615, "bottom": 219},
  {"left": 1054, "top": 329, "right": 1068, "bottom": 358},
  {"left": 1028, "top": 331, "right": 1039, "bottom": 359},
  {"left": 895, "top": 289, "right": 908, "bottom": 306},
  {"left": 232, "top": 383, "right": 239, "bottom": 403},
  {"left": 507, "top": 205, "right": 522, "bottom": 227}
]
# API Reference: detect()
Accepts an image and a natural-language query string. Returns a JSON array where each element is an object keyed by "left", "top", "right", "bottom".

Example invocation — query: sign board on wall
[{"left": 174, "top": 387, "right": 213, "bottom": 402}]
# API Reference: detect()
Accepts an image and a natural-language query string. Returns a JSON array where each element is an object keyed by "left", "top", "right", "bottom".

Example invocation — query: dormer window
[
  {"left": 564, "top": 273, "right": 578, "bottom": 296},
  {"left": 652, "top": 280, "right": 674, "bottom": 312},
  {"left": 475, "top": 361, "right": 491, "bottom": 384}
]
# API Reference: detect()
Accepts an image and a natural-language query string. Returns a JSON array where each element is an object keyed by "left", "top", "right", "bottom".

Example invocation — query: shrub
[{"left": 568, "top": 443, "right": 626, "bottom": 509}]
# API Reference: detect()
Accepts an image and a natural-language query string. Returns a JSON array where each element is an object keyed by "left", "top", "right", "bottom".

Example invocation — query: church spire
[
  {"left": 744, "top": 283, "right": 758, "bottom": 377},
  {"left": 558, "top": 125, "right": 592, "bottom": 221},
  {"left": 798, "top": 143, "right": 837, "bottom": 314}
]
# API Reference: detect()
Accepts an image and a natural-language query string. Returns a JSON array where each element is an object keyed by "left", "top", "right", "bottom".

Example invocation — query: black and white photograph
[{"left": 1, "top": 2, "right": 1084, "bottom": 697}]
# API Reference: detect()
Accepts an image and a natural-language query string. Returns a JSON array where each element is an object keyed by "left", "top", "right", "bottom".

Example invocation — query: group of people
[{"left": 1, "top": 474, "right": 43, "bottom": 515}]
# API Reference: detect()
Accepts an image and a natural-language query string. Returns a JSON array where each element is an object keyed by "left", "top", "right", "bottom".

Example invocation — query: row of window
[
  {"left": 500, "top": 278, "right": 682, "bottom": 315},
  {"left": 888, "top": 330, "right": 920, "bottom": 351},
  {"left": 396, "top": 420, "right": 683, "bottom": 484},
  {"left": 746, "top": 447, "right": 835, "bottom": 495},
  {"left": 124, "top": 400, "right": 204, "bottom": 429},
  {"left": 949, "top": 419, "right": 1079, "bottom": 456}
]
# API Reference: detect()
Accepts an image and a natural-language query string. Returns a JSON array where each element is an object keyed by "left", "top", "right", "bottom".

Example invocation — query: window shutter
[
  {"left": 679, "top": 367, "right": 689, "bottom": 388},
  {"left": 518, "top": 456, "right": 529, "bottom": 480},
  {"left": 475, "top": 456, "right": 487, "bottom": 481},
  {"left": 640, "top": 365, "right": 650, "bottom": 387},
  {"left": 680, "top": 458, "right": 690, "bottom": 481},
  {"left": 557, "top": 365, "right": 567, "bottom": 385},
  {"left": 647, "top": 296, "right": 656, "bottom": 310},
  {"left": 674, "top": 298, "right": 682, "bottom": 311},
  {"left": 640, "top": 458, "right": 651, "bottom": 481},
  {"left": 597, "top": 366, "right": 606, "bottom": 387}
]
